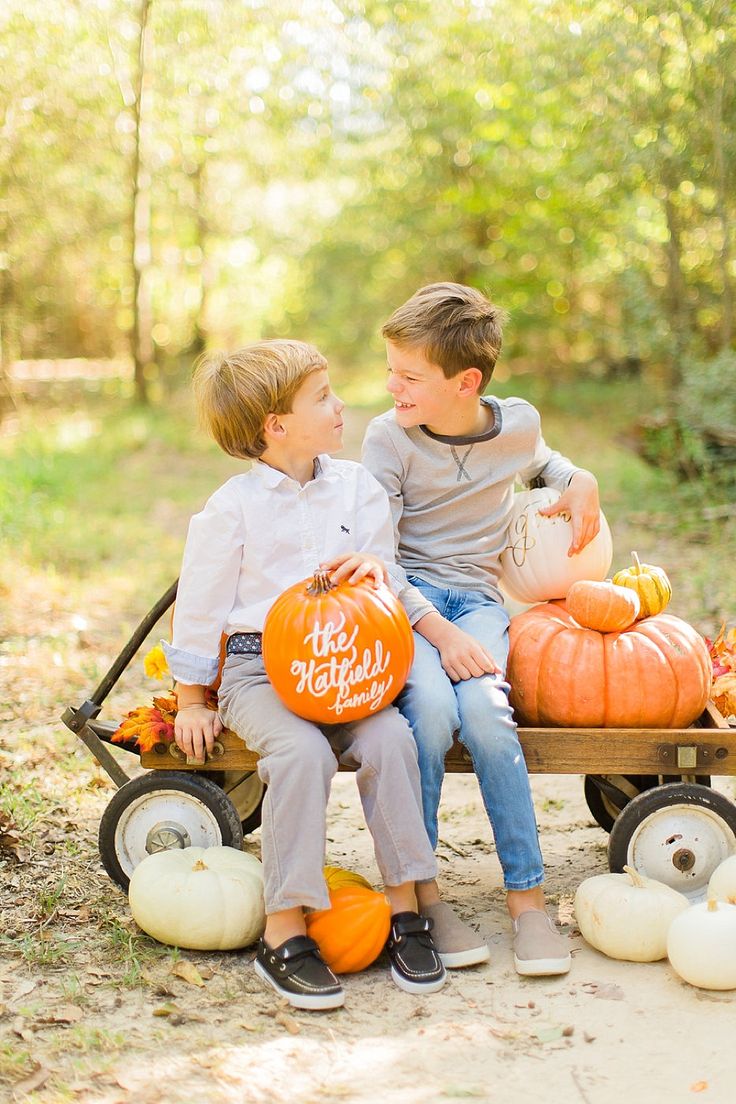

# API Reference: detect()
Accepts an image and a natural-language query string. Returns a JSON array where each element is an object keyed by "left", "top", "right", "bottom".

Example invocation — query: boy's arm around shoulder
[
  {"left": 361, "top": 416, "right": 405, "bottom": 552},
  {"left": 327, "top": 461, "right": 435, "bottom": 626}
]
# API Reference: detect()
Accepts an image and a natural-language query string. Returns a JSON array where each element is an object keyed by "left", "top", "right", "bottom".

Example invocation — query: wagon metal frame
[{"left": 62, "top": 582, "right": 736, "bottom": 898}]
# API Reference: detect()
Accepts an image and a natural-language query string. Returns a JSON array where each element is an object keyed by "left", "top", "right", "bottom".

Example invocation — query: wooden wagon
[{"left": 63, "top": 582, "right": 736, "bottom": 899}]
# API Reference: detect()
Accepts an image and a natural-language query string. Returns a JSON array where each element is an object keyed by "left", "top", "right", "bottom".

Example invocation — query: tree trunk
[
  {"left": 712, "top": 76, "right": 734, "bottom": 349},
  {"left": 0, "top": 230, "right": 18, "bottom": 422},
  {"left": 190, "top": 157, "right": 210, "bottom": 360},
  {"left": 663, "top": 192, "right": 689, "bottom": 410},
  {"left": 130, "top": 0, "right": 154, "bottom": 405}
]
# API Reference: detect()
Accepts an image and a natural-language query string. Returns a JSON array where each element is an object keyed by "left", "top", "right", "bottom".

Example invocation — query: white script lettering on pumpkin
[{"left": 289, "top": 612, "right": 393, "bottom": 716}]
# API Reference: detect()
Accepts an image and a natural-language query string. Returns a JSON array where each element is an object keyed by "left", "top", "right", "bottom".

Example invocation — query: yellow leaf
[{"left": 144, "top": 644, "right": 170, "bottom": 680}]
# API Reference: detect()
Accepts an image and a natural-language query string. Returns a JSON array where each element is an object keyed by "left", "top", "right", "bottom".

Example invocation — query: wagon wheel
[
  {"left": 99, "top": 771, "right": 244, "bottom": 891},
  {"left": 204, "top": 770, "right": 266, "bottom": 836},
  {"left": 608, "top": 782, "right": 736, "bottom": 900},
  {"left": 584, "top": 774, "right": 712, "bottom": 833}
]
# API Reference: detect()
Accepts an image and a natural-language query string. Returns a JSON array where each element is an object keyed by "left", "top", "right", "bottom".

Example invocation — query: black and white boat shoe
[{"left": 254, "top": 936, "right": 345, "bottom": 1010}]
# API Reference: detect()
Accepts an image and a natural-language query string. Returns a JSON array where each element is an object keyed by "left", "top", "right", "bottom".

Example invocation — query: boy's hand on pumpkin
[
  {"left": 174, "top": 704, "right": 222, "bottom": 761},
  {"left": 537, "top": 470, "right": 600, "bottom": 556},
  {"left": 320, "top": 551, "right": 388, "bottom": 588}
]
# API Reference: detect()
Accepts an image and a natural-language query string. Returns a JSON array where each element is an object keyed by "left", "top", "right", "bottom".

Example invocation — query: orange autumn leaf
[
  {"left": 707, "top": 623, "right": 736, "bottom": 677},
  {"left": 713, "top": 672, "right": 736, "bottom": 721},
  {"left": 111, "top": 688, "right": 221, "bottom": 753},
  {"left": 112, "top": 704, "right": 175, "bottom": 751}
]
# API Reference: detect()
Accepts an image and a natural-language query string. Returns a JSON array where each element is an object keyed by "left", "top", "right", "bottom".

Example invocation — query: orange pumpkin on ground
[
  {"left": 508, "top": 602, "right": 711, "bottom": 728},
  {"left": 305, "top": 885, "right": 392, "bottom": 973},
  {"left": 566, "top": 580, "right": 640, "bottom": 633},
  {"left": 262, "top": 571, "right": 414, "bottom": 723}
]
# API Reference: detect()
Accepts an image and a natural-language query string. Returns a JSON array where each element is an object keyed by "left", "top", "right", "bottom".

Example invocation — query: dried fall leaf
[
  {"left": 690, "top": 1083, "right": 708, "bottom": 1094},
  {"left": 11, "top": 1065, "right": 52, "bottom": 1096},
  {"left": 274, "top": 1010, "right": 301, "bottom": 1035},
  {"left": 170, "top": 960, "right": 205, "bottom": 988},
  {"left": 0, "top": 811, "right": 24, "bottom": 860},
  {"left": 712, "top": 671, "right": 736, "bottom": 718},
  {"left": 40, "top": 1004, "right": 84, "bottom": 1025}
]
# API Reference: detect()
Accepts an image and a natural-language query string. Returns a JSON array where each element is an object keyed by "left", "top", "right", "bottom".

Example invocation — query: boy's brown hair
[
  {"left": 193, "top": 339, "right": 327, "bottom": 459},
  {"left": 382, "top": 282, "right": 507, "bottom": 390}
]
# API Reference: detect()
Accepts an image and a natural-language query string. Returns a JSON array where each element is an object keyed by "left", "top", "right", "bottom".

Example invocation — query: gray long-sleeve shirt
[{"left": 362, "top": 396, "right": 581, "bottom": 605}]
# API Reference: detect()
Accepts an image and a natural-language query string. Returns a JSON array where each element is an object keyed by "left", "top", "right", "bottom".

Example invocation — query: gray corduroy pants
[{"left": 217, "top": 653, "right": 438, "bottom": 914}]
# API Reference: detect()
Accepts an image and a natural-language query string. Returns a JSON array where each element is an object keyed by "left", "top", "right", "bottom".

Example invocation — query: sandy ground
[{"left": 3, "top": 757, "right": 736, "bottom": 1104}]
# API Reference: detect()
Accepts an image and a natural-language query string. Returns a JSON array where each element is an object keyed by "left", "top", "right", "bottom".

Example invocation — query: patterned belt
[{"left": 226, "top": 632, "right": 263, "bottom": 656}]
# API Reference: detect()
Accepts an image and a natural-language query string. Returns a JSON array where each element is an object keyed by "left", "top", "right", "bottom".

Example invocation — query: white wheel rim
[
  {"left": 225, "top": 774, "right": 265, "bottom": 821},
  {"left": 625, "top": 802, "right": 736, "bottom": 901},
  {"left": 114, "top": 790, "right": 224, "bottom": 878}
]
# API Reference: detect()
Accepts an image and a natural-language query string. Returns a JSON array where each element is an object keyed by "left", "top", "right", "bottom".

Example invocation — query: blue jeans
[{"left": 398, "top": 577, "right": 544, "bottom": 891}]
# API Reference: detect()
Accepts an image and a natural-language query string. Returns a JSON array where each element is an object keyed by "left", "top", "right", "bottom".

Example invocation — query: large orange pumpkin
[
  {"left": 262, "top": 571, "right": 414, "bottom": 723},
  {"left": 508, "top": 602, "right": 711, "bottom": 728},
  {"left": 305, "top": 885, "right": 391, "bottom": 973}
]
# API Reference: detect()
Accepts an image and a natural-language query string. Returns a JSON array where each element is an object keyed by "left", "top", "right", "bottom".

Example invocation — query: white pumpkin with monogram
[{"left": 499, "top": 486, "right": 613, "bottom": 605}]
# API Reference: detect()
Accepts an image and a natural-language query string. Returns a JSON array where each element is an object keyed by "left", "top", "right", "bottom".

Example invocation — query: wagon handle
[{"left": 62, "top": 579, "right": 178, "bottom": 730}]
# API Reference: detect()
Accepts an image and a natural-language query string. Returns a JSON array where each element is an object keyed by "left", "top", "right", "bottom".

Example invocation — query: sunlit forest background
[
  {"left": 1, "top": 0, "right": 735, "bottom": 602},
  {"left": 2, "top": 0, "right": 735, "bottom": 420}
]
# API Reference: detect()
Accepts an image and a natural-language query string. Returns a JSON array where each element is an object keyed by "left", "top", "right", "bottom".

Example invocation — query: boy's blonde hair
[
  {"left": 193, "top": 340, "right": 328, "bottom": 459},
  {"left": 382, "top": 282, "right": 507, "bottom": 390}
]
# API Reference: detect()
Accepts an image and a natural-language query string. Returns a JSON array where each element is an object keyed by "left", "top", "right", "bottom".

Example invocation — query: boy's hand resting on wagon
[
  {"left": 416, "top": 614, "right": 502, "bottom": 682},
  {"left": 320, "top": 551, "right": 388, "bottom": 588},
  {"left": 175, "top": 700, "right": 223, "bottom": 761}
]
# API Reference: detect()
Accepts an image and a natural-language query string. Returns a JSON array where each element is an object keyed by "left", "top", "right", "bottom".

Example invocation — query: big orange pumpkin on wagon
[
  {"left": 507, "top": 602, "right": 711, "bottom": 729},
  {"left": 262, "top": 570, "right": 414, "bottom": 724}
]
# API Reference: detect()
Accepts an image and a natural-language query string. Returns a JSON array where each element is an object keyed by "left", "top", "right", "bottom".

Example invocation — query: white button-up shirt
[{"left": 163, "top": 455, "right": 433, "bottom": 686}]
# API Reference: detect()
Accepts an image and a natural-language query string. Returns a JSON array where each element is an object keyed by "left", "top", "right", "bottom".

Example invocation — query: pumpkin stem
[
  {"left": 306, "top": 570, "right": 335, "bottom": 596},
  {"left": 192, "top": 859, "right": 208, "bottom": 871},
  {"left": 631, "top": 551, "right": 643, "bottom": 575},
  {"left": 707, "top": 898, "right": 719, "bottom": 912},
  {"left": 623, "top": 864, "right": 645, "bottom": 888}
]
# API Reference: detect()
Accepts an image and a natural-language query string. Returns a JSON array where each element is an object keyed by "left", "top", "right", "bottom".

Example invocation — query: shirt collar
[{"left": 254, "top": 453, "right": 335, "bottom": 489}]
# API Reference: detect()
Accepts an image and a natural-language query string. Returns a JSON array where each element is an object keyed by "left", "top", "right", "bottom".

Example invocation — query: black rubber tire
[
  {"left": 99, "top": 771, "right": 244, "bottom": 892},
  {"left": 608, "top": 782, "right": 736, "bottom": 883},
  {"left": 584, "top": 775, "right": 660, "bottom": 833},
  {"left": 584, "top": 774, "right": 711, "bottom": 833}
]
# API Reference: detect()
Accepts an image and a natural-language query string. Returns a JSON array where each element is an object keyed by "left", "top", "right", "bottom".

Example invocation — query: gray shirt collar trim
[{"left": 419, "top": 397, "right": 502, "bottom": 445}]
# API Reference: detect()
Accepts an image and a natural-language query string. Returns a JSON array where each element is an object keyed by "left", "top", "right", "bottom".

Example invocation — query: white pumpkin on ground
[
  {"left": 706, "top": 854, "right": 736, "bottom": 903},
  {"left": 667, "top": 899, "right": 736, "bottom": 990},
  {"left": 499, "top": 487, "right": 613, "bottom": 605},
  {"left": 129, "top": 846, "right": 265, "bottom": 950},
  {"left": 574, "top": 866, "right": 689, "bottom": 962}
]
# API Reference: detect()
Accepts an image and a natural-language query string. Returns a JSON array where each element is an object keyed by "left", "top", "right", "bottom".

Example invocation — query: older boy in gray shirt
[{"left": 362, "top": 282, "right": 601, "bottom": 976}]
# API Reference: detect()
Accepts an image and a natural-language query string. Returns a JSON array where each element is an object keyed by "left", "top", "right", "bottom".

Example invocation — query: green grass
[{"left": 2, "top": 374, "right": 733, "bottom": 632}]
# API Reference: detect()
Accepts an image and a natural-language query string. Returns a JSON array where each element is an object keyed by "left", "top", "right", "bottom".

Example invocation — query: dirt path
[{"left": 3, "top": 728, "right": 735, "bottom": 1104}]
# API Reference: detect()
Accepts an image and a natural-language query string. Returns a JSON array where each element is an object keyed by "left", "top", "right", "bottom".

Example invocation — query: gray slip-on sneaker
[
  {"left": 512, "top": 910, "right": 571, "bottom": 977},
  {"left": 421, "top": 901, "right": 490, "bottom": 969}
]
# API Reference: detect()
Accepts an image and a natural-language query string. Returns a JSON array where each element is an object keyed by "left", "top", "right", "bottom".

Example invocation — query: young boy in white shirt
[
  {"left": 164, "top": 339, "right": 448, "bottom": 1009},
  {"left": 363, "top": 282, "right": 601, "bottom": 977}
]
